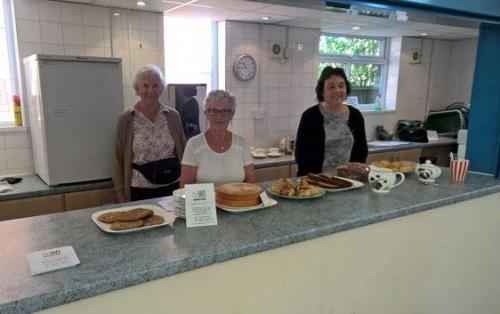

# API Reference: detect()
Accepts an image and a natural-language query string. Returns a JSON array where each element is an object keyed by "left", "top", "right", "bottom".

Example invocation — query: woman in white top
[{"left": 180, "top": 90, "right": 256, "bottom": 186}]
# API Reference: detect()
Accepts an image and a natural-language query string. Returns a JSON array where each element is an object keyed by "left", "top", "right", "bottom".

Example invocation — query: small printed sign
[
  {"left": 26, "top": 246, "right": 80, "bottom": 275},
  {"left": 185, "top": 183, "right": 218, "bottom": 228},
  {"left": 260, "top": 191, "right": 272, "bottom": 206}
]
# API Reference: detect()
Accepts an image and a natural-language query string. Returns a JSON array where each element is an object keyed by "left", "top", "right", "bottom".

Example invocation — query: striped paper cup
[{"left": 450, "top": 159, "right": 470, "bottom": 182}]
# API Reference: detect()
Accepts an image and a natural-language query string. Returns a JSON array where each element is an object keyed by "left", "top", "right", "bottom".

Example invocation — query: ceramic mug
[{"left": 368, "top": 166, "right": 405, "bottom": 193}]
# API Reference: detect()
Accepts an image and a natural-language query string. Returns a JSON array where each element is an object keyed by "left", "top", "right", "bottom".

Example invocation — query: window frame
[
  {"left": 319, "top": 33, "right": 390, "bottom": 111},
  {"left": 0, "top": 0, "right": 19, "bottom": 126}
]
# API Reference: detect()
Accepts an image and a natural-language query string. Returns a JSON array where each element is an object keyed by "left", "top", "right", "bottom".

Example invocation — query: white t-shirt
[{"left": 182, "top": 133, "right": 253, "bottom": 186}]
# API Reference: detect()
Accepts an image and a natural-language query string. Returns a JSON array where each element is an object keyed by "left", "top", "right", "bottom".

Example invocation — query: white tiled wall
[
  {"left": 359, "top": 37, "right": 477, "bottom": 139},
  {"left": 2, "top": 0, "right": 164, "bottom": 175},
  {"left": 3, "top": 9, "right": 478, "bottom": 176},
  {"left": 224, "top": 22, "right": 319, "bottom": 147},
  {"left": 428, "top": 38, "right": 477, "bottom": 111},
  {"left": 0, "top": 130, "right": 33, "bottom": 176},
  {"left": 13, "top": 0, "right": 164, "bottom": 110},
  {"left": 223, "top": 23, "right": 478, "bottom": 144}
]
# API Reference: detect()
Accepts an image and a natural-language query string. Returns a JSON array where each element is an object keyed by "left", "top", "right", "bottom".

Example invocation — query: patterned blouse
[
  {"left": 131, "top": 104, "right": 176, "bottom": 188},
  {"left": 320, "top": 105, "right": 354, "bottom": 173}
]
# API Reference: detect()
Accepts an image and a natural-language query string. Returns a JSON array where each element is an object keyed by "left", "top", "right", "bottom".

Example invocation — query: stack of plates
[{"left": 172, "top": 188, "right": 186, "bottom": 219}]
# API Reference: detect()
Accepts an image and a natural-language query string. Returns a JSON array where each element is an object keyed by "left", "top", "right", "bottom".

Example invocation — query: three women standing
[
  {"left": 295, "top": 66, "right": 368, "bottom": 176},
  {"left": 113, "top": 65, "right": 186, "bottom": 202}
]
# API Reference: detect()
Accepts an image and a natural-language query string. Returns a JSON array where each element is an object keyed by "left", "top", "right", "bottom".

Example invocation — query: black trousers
[{"left": 130, "top": 182, "right": 179, "bottom": 201}]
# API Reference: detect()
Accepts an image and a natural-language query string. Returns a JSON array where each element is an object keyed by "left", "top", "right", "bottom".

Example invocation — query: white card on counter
[
  {"left": 26, "top": 246, "right": 80, "bottom": 275},
  {"left": 185, "top": 183, "right": 218, "bottom": 228},
  {"left": 260, "top": 191, "right": 272, "bottom": 206}
]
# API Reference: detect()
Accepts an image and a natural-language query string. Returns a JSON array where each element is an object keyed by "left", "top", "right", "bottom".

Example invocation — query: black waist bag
[{"left": 132, "top": 157, "right": 180, "bottom": 185}]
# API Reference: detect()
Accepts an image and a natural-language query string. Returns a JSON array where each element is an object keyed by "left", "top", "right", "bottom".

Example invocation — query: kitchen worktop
[
  {"left": 1, "top": 168, "right": 498, "bottom": 313},
  {"left": 0, "top": 176, "right": 113, "bottom": 202},
  {"left": 0, "top": 139, "right": 456, "bottom": 202},
  {"left": 367, "top": 138, "right": 456, "bottom": 153}
]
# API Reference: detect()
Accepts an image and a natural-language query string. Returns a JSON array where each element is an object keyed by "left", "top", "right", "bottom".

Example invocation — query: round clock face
[{"left": 234, "top": 55, "right": 256, "bottom": 81}]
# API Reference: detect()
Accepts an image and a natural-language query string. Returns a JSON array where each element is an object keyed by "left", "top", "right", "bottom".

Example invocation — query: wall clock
[{"left": 233, "top": 54, "right": 256, "bottom": 81}]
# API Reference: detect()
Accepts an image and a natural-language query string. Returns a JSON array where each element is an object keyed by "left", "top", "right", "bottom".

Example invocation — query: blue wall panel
[{"left": 467, "top": 23, "right": 500, "bottom": 176}]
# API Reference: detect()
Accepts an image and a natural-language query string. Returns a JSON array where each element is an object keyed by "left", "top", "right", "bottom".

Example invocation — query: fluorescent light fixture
[
  {"left": 137, "top": 1, "right": 146, "bottom": 7},
  {"left": 421, "top": 32, "right": 428, "bottom": 36},
  {"left": 262, "top": 16, "right": 270, "bottom": 20},
  {"left": 352, "top": 26, "right": 360, "bottom": 30},
  {"left": 113, "top": 12, "right": 120, "bottom": 16}
]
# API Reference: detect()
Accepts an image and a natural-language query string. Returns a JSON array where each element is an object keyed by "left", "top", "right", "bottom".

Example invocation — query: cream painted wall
[{"left": 39, "top": 192, "right": 500, "bottom": 314}]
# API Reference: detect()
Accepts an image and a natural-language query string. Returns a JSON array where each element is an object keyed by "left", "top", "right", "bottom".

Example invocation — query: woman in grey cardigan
[{"left": 113, "top": 65, "right": 186, "bottom": 202}]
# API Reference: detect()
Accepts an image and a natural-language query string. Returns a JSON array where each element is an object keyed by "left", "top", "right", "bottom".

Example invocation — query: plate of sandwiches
[
  {"left": 269, "top": 178, "right": 326, "bottom": 199},
  {"left": 304, "top": 173, "right": 364, "bottom": 192},
  {"left": 91, "top": 204, "right": 175, "bottom": 233}
]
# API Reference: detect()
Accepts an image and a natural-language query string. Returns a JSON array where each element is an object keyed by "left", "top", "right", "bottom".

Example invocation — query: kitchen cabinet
[
  {"left": 0, "top": 194, "right": 65, "bottom": 221},
  {"left": 255, "top": 165, "right": 290, "bottom": 182},
  {"left": 65, "top": 188, "right": 116, "bottom": 211},
  {"left": 367, "top": 148, "right": 421, "bottom": 163}
]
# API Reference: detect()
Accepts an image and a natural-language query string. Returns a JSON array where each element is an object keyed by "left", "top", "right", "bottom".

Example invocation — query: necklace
[{"left": 207, "top": 131, "right": 227, "bottom": 151}]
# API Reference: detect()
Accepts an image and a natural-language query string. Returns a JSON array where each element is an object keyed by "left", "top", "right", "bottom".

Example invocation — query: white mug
[
  {"left": 368, "top": 166, "right": 405, "bottom": 193},
  {"left": 269, "top": 147, "right": 280, "bottom": 154}
]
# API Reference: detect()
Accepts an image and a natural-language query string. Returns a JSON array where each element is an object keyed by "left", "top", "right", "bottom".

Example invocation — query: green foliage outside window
[
  {"left": 318, "top": 35, "right": 385, "bottom": 104},
  {"left": 319, "top": 36, "right": 381, "bottom": 57}
]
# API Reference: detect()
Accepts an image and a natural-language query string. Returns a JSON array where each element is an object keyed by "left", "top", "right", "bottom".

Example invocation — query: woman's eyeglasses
[{"left": 206, "top": 108, "right": 233, "bottom": 116}]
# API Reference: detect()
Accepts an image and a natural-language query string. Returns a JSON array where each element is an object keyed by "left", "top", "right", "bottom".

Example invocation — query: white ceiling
[{"left": 73, "top": 0, "right": 479, "bottom": 40}]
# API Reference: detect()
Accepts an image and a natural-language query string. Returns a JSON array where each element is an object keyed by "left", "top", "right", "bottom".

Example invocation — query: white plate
[
  {"left": 267, "top": 189, "right": 326, "bottom": 200},
  {"left": 267, "top": 152, "right": 282, "bottom": 158},
  {"left": 173, "top": 188, "right": 186, "bottom": 199},
  {"left": 252, "top": 153, "right": 267, "bottom": 159},
  {"left": 321, "top": 176, "right": 365, "bottom": 192},
  {"left": 217, "top": 198, "right": 278, "bottom": 213},
  {"left": 91, "top": 204, "right": 175, "bottom": 234}
]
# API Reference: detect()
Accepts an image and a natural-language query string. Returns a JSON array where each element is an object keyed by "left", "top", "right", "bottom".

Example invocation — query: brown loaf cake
[
  {"left": 336, "top": 162, "right": 370, "bottom": 182},
  {"left": 216, "top": 183, "right": 262, "bottom": 207}
]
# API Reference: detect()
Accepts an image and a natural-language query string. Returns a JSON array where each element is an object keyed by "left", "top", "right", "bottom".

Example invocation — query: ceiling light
[
  {"left": 137, "top": 1, "right": 146, "bottom": 7},
  {"left": 352, "top": 26, "right": 360, "bottom": 30},
  {"left": 113, "top": 12, "right": 120, "bottom": 16},
  {"left": 421, "top": 32, "right": 428, "bottom": 36},
  {"left": 261, "top": 16, "right": 270, "bottom": 20}
]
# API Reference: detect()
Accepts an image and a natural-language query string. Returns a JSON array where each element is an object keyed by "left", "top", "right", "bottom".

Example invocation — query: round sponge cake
[{"left": 216, "top": 183, "right": 262, "bottom": 208}]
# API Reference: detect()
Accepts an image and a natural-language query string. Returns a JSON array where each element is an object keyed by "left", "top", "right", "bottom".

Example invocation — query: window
[
  {"left": 318, "top": 34, "right": 389, "bottom": 110},
  {"left": 0, "top": 0, "right": 17, "bottom": 125},
  {"left": 164, "top": 17, "right": 215, "bottom": 90}
]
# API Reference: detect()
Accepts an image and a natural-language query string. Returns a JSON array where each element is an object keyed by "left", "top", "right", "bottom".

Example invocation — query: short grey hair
[
  {"left": 204, "top": 90, "right": 236, "bottom": 112},
  {"left": 133, "top": 65, "right": 166, "bottom": 93}
]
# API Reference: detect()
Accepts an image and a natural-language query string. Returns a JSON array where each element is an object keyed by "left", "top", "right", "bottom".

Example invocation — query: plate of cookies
[{"left": 91, "top": 204, "right": 175, "bottom": 233}]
